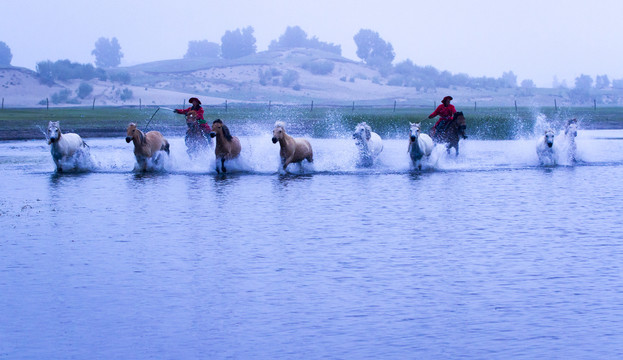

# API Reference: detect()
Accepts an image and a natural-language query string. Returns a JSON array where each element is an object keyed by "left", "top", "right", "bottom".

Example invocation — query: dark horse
[
  {"left": 430, "top": 111, "right": 467, "bottom": 155},
  {"left": 184, "top": 110, "right": 212, "bottom": 157}
]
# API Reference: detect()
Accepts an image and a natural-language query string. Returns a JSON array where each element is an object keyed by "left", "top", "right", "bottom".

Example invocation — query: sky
[{"left": 1, "top": 0, "right": 622, "bottom": 87}]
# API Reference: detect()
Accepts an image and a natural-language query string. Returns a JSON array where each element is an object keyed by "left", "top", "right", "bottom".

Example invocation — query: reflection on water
[{"left": 1, "top": 133, "right": 623, "bottom": 359}]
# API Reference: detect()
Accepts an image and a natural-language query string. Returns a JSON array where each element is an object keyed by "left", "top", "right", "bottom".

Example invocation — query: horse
[
  {"left": 408, "top": 122, "right": 434, "bottom": 170},
  {"left": 431, "top": 111, "right": 467, "bottom": 156},
  {"left": 563, "top": 118, "right": 578, "bottom": 162},
  {"left": 47, "top": 121, "right": 90, "bottom": 172},
  {"left": 272, "top": 121, "right": 313, "bottom": 172},
  {"left": 536, "top": 129, "right": 556, "bottom": 165},
  {"left": 125, "top": 123, "right": 170, "bottom": 171},
  {"left": 184, "top": 110, "right": 211, "bottom": 157},
  {"left": 209, "top": 119, "right": 241, "bottom": 173},
  {"left": 352, "top": 122, "right": 383, "bottom": 167}
]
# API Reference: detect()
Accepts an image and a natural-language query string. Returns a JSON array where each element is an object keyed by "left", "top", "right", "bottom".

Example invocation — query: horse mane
[
  {"left": 274, "top": 121, "right": 286, "bottom": 131},
  {"left": 213, "top": 119, "right": 233, "bottom": 142}
]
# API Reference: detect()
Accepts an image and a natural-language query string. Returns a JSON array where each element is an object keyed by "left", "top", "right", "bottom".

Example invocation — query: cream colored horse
[
  {"left": 47, "top": 121, "right": 90, "bottom": 172},
  {"left": 272, "top": 121, "right": 313, "bottom": 171},
  {"left": 125, "top": 123, "right": 170, "bottom": 171},
  {"left": 209, "top": 119, "right": 241, "bottom": 173}
]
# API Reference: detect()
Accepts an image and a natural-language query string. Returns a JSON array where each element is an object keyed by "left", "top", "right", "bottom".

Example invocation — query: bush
[
  {"left": 0, "top": 41, "right": 13, "bottom": 67},
  {"left": 51, "top": 89, "right": 72, "bottom": 104},
  {"left": 109, "top": 71, "right": 131, "bottom": 84},
  {"left": 77, "top": 82, "right": 93, "bottom": 99},
  {"left": 301, "top": 60, "right": 334, "bottom": 75},
  {"left": 117, "top": 88, "right": 133, "bottom": 101},
  {"left": 281, "top": 70, "right": 299, "bottom": 87}
]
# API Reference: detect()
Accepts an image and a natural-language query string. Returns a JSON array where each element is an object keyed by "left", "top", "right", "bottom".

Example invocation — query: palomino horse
[
  {"left": 184, "top": 110, "right": 211, "bottom": 157},
  {"left": 125, "top": 123, "right": 170, "bottom": 171},
  {"left": 272, "top": 121, "right": 313, "bottom": 172},
  {"left": 47, "top": 121, "right": 90, "bottom": 172},
  {"left": 431, "top": 111, "right": 467, "bottom": 156},
  {"left": 536, "top": 129, "right": 556, "bottom": 166},
  {"left": 209, "top": 119, "right": 241, "bottom": 173},
  {"left": 352, "top": 122, "right": 383, "bottom": 167},
  {"left": 408, "top": 122, "right": 433, "bottom": 170}
]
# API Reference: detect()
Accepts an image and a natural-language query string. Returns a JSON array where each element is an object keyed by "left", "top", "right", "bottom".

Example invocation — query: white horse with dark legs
[
  {"left": 352, "top": 122, "right": 383, "bottom": 167},
  {"left": 536, "top": 129, "right": 556, "bottom": 165},
  {"left": 47, "top": 121, "right": 90, "bottom": 172},
  {"left": 563, "top": 118, "right": 578, "bottom": 162},
  {"left": 408, "top": 122, "right": 433, "bottom": 170}
]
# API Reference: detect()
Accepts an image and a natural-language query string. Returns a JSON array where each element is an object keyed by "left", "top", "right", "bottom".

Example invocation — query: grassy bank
[{"left": 1, "top": 105, "right": 622, "bottom": 141}]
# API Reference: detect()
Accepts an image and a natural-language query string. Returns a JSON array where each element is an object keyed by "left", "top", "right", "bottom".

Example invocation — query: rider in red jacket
[
  {"left": 174, "top": 97, "right": 211, "bottom": 132},
  {"left": 429, "top": 96, "right": 456, "bottom": 136}
]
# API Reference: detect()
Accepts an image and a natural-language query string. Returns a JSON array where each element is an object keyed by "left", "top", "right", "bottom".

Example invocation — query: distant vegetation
[
  {"left": 268, "top": 26, "right": 341, "bottom": 55},
  {"left": 221, "top": 27, "right": 257, "bottom": 59},
  {"left": 36, "top": 59, "right": 106, "bottom": 84},
  {"left": 92, "top": 37, "right": 123, "bottom": 68},
  {"left": 0, "top": 41, "right": 12, "bottom": 67}
]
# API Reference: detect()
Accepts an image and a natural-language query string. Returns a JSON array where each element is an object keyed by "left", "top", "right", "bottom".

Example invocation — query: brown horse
[
  {"left": 272, "top": 121, "right": 313, "bottom": 171},
  {"left": 430, "top": 111, "right": 467, "bottom": 156},
  {"left": 209, "top": 119, "right": 241, "bottom": 173},
  {"left": 125, "top": 123, "right": 170, "bottom": 171},
  {"left": 184, "top": 110, "right": 211, "bottom": 157}
]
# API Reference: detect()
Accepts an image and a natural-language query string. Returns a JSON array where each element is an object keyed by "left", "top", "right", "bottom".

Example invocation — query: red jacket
[
  {"left": 176, "top": 105, "right": 205, "bottom": 123},
  {"left": 430, "top": 104, "right": 456, "bottom": 127}
]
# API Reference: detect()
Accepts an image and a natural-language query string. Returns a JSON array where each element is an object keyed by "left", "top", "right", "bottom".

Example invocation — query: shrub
[
  {"left": 281, "top": 70, "right": 299, "bottom": 87},
  {"left": 77, "top": 82, "right": 93, "bottom": 99},
  {"left": 51, "top": 89, "right": 72, "bottom": 104},
  {"left": 118, "top": 88, "right": 133, "bottom": 101},
  {"left": 301, "top": 60, "right": 334, "bottom": 75},
  {"left": 109, "top": 71, "right": 131, "bottom": 84}
]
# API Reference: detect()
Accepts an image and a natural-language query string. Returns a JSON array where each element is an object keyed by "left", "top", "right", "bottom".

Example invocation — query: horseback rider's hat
[
  {"left": 189, "top": 97, "right": 201, "bottom": 104},
  {"left": 442, "top": 96, "right": 453, "bottom": 103}
]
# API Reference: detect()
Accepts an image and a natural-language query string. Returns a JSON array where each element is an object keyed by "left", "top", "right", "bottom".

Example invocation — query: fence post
[
  {"left": 92, "top": 98, "right": 95, "bottom": 110},
  {"left": 594, "top": 99, "right": 597, "bottom": 110},
  {"left": 268, "top": 100, "right": 271, "bottom": 111},
  {"left": 1, "top": 97, "right": 3, "bottom": 110},
  {"left": 554, "top": 99, "right": 557, "bottom": 111},
  {"left": 139, "top": 98, "right": 142, "bottom": 109},
  {"left": 514, "top": 100, "right": 518, "bottom": 112},
  {"left": 474, "top": 101, "right": 477, "bottom": 111},
  {"left": 225, "top": 100, "right": 228, "bottom": 112},
  {"left": 311, "top": 100, "right": 314, "bottom": 112},
  {"left": 352, "top": 101, "right": 355, "bottom": 112},
  {"left": 46, "top": 98, "right": 49, "bottom": 110},
  {"left": 393, "top": 100, "right": 396, "bottom": 112}
]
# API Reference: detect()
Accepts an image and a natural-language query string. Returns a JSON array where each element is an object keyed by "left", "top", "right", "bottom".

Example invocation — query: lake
[{"left": 2, "top": 130, "right": 623, "bottom": 359}]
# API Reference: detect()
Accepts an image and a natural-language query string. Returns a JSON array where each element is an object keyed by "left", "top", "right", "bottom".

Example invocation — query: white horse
[
  {"left": 352, "top": 122, "right": 383, "bottom": 167},
  {"left": 536, "top": 129, "right": 557, "bottom": 165},
  {"left": 47, "top": 121, "right": 90, "bottom": 172},
  {"left": 408, "top": 122, "right": 433, "bottom": 170},
  {"left": 562, "top": 119, "right": 578, "bottom": 163}
]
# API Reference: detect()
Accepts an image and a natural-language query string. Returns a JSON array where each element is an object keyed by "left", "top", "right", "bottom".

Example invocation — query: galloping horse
[
  {"left": 209, "top": 119, "right": 241, "bottom": 173},
  {"left": 47, "top": 121, "right": 90, "bottom": 172},
  {"left": 563, "top": 118, "right": 578, "bottom": 162},
  {"left": 184, "top": 110, "right": 211, "bottom": 157},
  {"left": 352, "top": 122, "right": 383, "bottom": 167},
  {"left": 408, "top": 122, "right": 433, "bottom": 170},
  {"left": 431, "top": 111, "right": 467, "bottom": 156},
  {"left": 125, "top": 123, "right": 170, "bottom": 171},
  {"left": 272, "top": 121, "right": 313, "bottom": 171}
]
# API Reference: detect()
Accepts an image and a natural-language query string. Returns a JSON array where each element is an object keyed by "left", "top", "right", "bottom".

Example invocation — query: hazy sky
[{"left": 2, "top": 0, "right": 621, "bottom": 87}]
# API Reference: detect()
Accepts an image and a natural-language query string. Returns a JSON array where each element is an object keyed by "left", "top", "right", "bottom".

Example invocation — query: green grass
[{"left": 1, "top": 105, "right": 622, "bottom": 141}]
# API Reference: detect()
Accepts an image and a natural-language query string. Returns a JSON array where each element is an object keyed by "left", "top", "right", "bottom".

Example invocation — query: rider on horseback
[
  {"left": 429, "top": 96, "right": 456, "bottom": 138},
  {"left": 174, "top": 97, "right": 211, "bottom": 133}
]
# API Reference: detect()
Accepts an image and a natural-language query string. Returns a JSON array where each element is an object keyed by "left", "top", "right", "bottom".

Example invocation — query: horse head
[
  {"left": 126, "top": 123, "right": 144, "bottom": 143},
  {"left": 47, "top": 121, "right": 61, "bottom": 144},
  {"left": 454, "top": 111, "right": 466, "bottom": 128},
  {"left": 409, "top": 122, "right": 422, "bottom": 141},
  {"left": 186, "top": 110, "right": 198, "bottom": 125},
  {"left": 272, "top": 121, "right": 287, "bottom": 144},
  {"left": 353, "top": 122, "right": 372, "bottom": 143},
  {"left": 565, "top": 119, "right": 578, "bottom": 138},
  {"left": 210, "top": 119, "right": 233, "bottom": 141},
  {"left": 544, "top": 129, "right": 555, "bottom": 148}
]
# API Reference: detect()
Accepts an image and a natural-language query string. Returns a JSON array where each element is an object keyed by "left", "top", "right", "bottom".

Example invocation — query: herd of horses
[{"left": 45, "top": 112, "right": 578, "bottom": 173}]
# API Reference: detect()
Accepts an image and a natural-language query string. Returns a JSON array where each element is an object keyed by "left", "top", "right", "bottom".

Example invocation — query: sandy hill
[{"left": 0, "top": 49, "right": 611, "bottom": 108}]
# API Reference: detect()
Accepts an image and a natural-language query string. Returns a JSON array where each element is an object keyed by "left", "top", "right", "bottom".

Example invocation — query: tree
[
  {"left": 595, "top": 74, "right": 610, "bottom": 89},
  {"left": 353, "top": 29, "right": 395, "bottom": 68},
  {"left": 574, "top": 74, "right": 593, "bottom": 90},
  {"left": 501, "top": 71, "right": 517, "bottom": 88},
  {"left": 77, "top": 82, "right": 93, "bottom": 99},
  {"left": 184, "top": 40, "right": 220, "bottom": 59},
  {"left": 0, "top": 41, "right": 12, "bottom": 67},
  {"left": 221, "top": 26, "right": 256, "bottom": 59},
  {"left": 268, "top": 26, "right": 341, "bottom": 55},
  {"left": 91, "top": 37, "right": 123, "bottom": 68}
]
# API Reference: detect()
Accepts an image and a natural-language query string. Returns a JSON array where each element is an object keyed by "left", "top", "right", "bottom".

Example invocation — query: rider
[
  {"left": 174, "top": 97, "right": 211, "bottom": 133},
  {"left": 429, "top": 96, "right": 456, "bottom": 137}
]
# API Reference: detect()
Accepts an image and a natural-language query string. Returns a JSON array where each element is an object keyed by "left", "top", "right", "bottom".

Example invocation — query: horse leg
[
  {"left": 221, "top": 158, "right": 227, "bottom": 173},
  {"left": 455, "top": 142, "right": 460, "bottom": 156}
]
